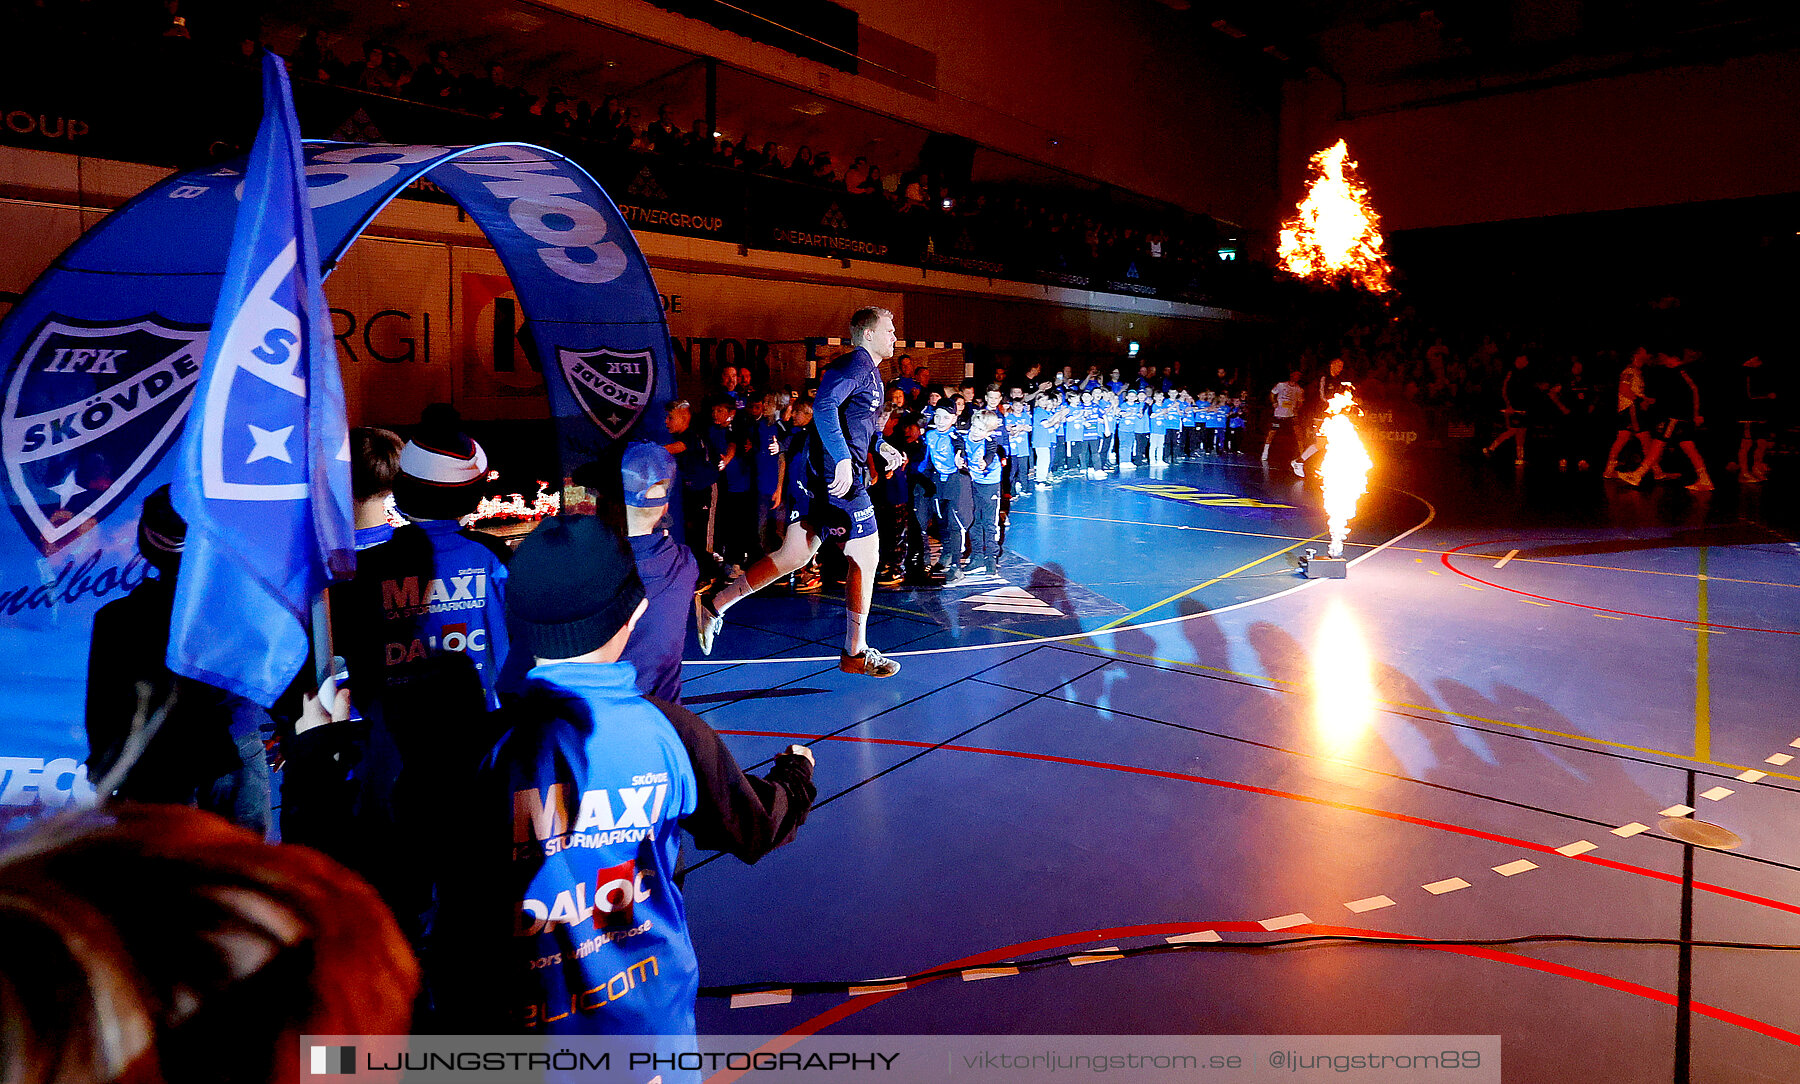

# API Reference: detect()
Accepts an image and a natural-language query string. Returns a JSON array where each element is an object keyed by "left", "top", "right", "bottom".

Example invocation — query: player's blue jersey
[{"left": 808, "top": 347, "right": 884, "bottom": 475}]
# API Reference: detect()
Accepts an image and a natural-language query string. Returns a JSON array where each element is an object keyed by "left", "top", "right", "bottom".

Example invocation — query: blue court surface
[{"left": 675, "top": 454, "right": 1800, "bottom": 1082}]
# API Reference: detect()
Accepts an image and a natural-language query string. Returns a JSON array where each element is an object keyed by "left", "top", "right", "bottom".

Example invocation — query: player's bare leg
[
  {"left": 698, "top": 521, "right": 820, "bottom": 654},
  {"left": 838, "top": 533, "right": 898, "bottom": 677}
]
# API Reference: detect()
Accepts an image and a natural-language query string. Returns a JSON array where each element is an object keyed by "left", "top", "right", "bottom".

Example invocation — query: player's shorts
[
  {"left": 795, "top": 466, "right": 878, "bottom": 542},
  {"left": 1614, "top": 406, "right": 1642, "bottom": 432},
  {"left": 1739, "top": 418, "right": 1772, "bottom": 440}
]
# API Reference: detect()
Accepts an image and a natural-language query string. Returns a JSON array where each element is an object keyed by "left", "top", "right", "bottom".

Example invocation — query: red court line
[
  {"left": 721, "top": 730, "right": 1800, "bottom": 920},
  {"left": 707, "top": 920, "right": 1797, "bottom": 1080},
  {"left": 1440, "top": 541, "right": 1800, "bottom": 635}
]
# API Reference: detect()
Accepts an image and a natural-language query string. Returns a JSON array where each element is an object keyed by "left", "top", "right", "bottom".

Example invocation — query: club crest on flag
[
  {"left": 198, "top": 239, "right": 315, "bottom": 503},
  {"left": 2, "top": 316, "right": 206, "bottom": 555},
  {"left": 558, "top": 346, "right": 655, "bottom": 440}
]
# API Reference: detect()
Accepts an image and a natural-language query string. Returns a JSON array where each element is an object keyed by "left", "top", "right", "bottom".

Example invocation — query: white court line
[
  {"left": 1260, "top": 913, "right": 1312, "bottom": 931},
  {"left": 1166, "top": 930, "right": 1223, "bottom": 944},
  {"left": 1556, "top": 840, "right": 1598, "bottom": 857},
  {"left": 1494, "top": 549, "right": 1519, "bottom": 569},
  {"left": 1612, "top": 823, "right": 1651, "bottom": 837},
  {"left": 1069, "top": 950, "right": 1123, "bottom": 966},
  {"left": 1345, "top": 895, "right": 1397, "bottom": 914},
  {"left": 1493, "top": 860, "right": 1539, "bottom": 876},
  {"left": 1423, "top": 878, "right": 1471, "bottom": 895},
  {"left": 684, "top": 489, "right": 1438, "bottom": 665}
]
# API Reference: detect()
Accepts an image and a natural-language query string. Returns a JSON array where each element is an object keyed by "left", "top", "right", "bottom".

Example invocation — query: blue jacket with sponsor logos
[
  {"left": 428, "top": 661, "right": 815, "bottom": 1037},
  {"left": 365, "top": 520, "right": 512, "bottom": 711}
]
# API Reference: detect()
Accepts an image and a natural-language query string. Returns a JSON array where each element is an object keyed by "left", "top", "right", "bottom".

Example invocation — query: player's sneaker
[
  {"left": 1290, "top": 459, "right": 1305, "bottom": 478},
  {"left": 694, "top": 591, "right": 724, "bottom": 655},
  {"left": 876, "top": 565, "right": 905, "bottom": 587},
  {"left": 840, "top": 646, "right": 900, "bottom": 678}
]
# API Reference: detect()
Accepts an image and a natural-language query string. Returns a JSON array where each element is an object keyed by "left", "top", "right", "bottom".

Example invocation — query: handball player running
[{"left": 697, "top": 307, "right": 906, "bottom": 677}]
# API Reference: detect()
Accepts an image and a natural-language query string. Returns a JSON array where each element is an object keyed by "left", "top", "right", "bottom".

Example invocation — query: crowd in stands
[
  {"left": 281, "top": 32, "right": 1223, "bottom": 284},
  {"left": 0, "top": 2, "right": 1225, "bottom": 290}
]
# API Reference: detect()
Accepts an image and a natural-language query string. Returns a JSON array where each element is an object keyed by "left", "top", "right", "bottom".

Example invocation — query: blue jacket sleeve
[{"left": 813, "top": 364, "right": 854, "bottom": 467}]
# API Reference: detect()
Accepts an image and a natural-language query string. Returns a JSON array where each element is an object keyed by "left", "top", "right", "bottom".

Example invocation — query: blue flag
[{"left": 166, "top": 51, "right": 353, "bottom": 706}]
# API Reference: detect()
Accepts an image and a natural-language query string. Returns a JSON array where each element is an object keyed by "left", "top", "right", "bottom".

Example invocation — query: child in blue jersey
[
  {"left": 377, "top": 406, "right": 512, "bottom": 712},
  {"left": 713, "top": 397, "right": 755, "bottom": 577},
  {"left": 1004, "top": 389, "right": 1033, "bottom": 497},
  {"left": 1031, "top": 393, "right": 1062, "bottom": 487},
  {"left": 1053, "top": 390, "right": 1073, "bottom": 475},
  {"left": 1205, "top": 397, "right": 1230, "bottom": 454},
  {"left": 1127, "top": 390, "right": 1151, "bottom": 468},
  {"left": 1154, "top": 393, "right": 1178, "bottom": 465},
  {"left": 751, "top": 391, "right": 787, "bottom": 562},
  {"left": 1097, "top": 392, "right": 1119, "bottom": 472},
  {"left": 1146, "top": 392, "right": 1168, "bottom": 467},
  {"left": 965, "top": 410, "right": 1007, "bottom": 575},
  {"left": 429, "top": 515, "right": 816, "bottom": 1046},
  {"left": 1182, "top": 394, "right": 1204, "bottom": 458},
  {"left": 923, "top": 406, "right": 971, "bottom": 582},
  {"left": 1073, "top": 391, "right": 1100, "bottom": 477}
]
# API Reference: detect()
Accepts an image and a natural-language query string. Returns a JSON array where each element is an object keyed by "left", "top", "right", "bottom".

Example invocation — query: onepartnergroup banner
[{"left": 300, "top": 1034, "right": 1501, "bottom": 1082}]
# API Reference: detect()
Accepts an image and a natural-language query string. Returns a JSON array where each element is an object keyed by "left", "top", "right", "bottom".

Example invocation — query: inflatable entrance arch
[{"left": 0, "top": 142, "right": 677, "bottom": 822}]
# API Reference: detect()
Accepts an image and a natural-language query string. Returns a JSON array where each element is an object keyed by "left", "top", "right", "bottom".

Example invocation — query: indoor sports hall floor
[{"left": 675, "top": 451, "right": 1800, "bottom": 1083}]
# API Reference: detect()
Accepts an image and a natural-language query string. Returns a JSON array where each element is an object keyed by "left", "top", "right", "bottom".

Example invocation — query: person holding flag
[{"left": 165, "top": 51, "right": 353, "bottom": 712}]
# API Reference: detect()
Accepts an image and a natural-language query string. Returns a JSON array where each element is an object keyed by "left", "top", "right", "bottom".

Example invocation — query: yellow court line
[
  {"left": 1695, "top": 547, "right": 1711, "bottom": 763},
  {"left": 1087, "top": 533, "right": 1327, "bottom": 634},
  {"left": 1070, "top": 641, "right": 1797, "bottom": 783}
]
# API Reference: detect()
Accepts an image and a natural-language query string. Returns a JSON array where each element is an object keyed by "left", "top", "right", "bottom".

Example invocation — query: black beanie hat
[
  {"left": 507, "top": 515, "right": 645, "bottom": 659},
  {"left": 395, "top": 404, "right": 488, "bottom": 521},
  {"left": 136, "top": 484, "right": 186, "bottom": 576}
]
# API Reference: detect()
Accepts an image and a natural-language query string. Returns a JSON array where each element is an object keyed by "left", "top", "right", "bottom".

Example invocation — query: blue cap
[{"left": 621, "top": 441, "right": 676, "bottom": 507}]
